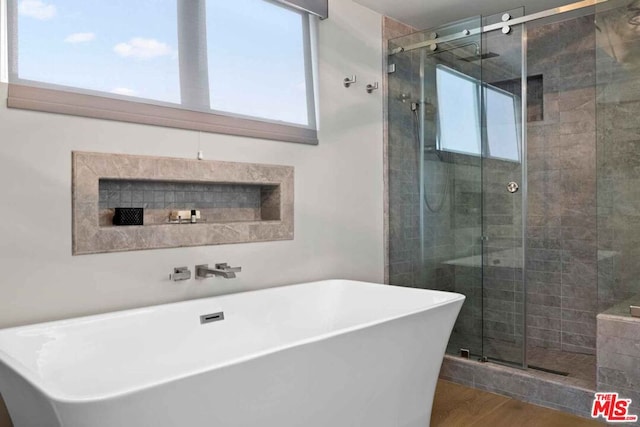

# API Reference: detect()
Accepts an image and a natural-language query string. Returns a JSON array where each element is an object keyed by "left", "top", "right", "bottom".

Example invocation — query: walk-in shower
[{"left": 387, "top": 0, "right": 640, "bottom": 405}]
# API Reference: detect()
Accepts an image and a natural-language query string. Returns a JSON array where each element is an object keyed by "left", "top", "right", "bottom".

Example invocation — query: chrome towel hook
[
  {"left": 366, "top": 82, "right": 379, "bottom": 94},
  {"left": 343, "top": 75, "right": 357, "bottom": 88}
]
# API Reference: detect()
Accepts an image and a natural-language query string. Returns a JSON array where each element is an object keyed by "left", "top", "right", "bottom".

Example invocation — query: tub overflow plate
[
  {"left": 200, "top": 312, "right": 224, "bottom": 324},
  {"left": 507, "top": 182, "right": 519, "bottom": 193}
]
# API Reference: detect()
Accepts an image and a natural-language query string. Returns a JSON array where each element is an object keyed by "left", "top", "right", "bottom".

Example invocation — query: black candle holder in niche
[{"left": 113, "top": 208, "right": 144, "bottom": 226}]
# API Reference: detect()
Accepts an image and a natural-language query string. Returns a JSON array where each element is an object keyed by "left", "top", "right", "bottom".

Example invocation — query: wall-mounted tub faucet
[{"left": 196, "top": 263, "right": 242, "bottom": 279}]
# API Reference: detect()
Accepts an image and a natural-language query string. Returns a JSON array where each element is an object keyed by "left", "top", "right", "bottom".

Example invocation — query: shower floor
[{"left": 527, "top": 347, "right": 596, "bottom": 389}]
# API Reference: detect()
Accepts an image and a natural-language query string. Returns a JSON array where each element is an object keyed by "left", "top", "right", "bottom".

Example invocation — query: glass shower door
[
  {"left": 388, "top": 11, "right": 527, "bottom": 367},
  {"left": 387, "top": 17, "right": 484, "bottom": 357},
  {"left": 480, "top": 8, "right": 527, "bottom": 367}
]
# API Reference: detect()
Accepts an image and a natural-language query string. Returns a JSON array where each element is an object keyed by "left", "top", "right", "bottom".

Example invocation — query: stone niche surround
[{"left": 72, "top": 151, "right": 294, "bottom": 255}]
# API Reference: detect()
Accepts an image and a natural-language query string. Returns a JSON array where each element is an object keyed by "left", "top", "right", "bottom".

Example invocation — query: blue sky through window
[
  {"left": 15, "top": 0, "right": 310, "bottom": 125},
  {"left": 17, "top": 0, "right": 180, "bottom": 103},
  {"left": 207, "top": 0, "right": 309, "bottom": 125}
]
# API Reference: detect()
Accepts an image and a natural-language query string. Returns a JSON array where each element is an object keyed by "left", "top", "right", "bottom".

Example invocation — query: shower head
[
  {"left": 447, "top": 41, "right": 500, "bottom": 62},
  {"left": 458, "top": 52, "right": 500, "bottom": 62}
]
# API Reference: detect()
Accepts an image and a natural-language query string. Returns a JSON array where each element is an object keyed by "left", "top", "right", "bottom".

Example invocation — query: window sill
[{"left": 8, "top": 84, "right": 318, "bottom": 145}]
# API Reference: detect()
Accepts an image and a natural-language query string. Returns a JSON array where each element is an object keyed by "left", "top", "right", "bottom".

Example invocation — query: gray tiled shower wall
[
  {"left": 596, "top": 4, "right": 640, "bottom": 315},
  {"left": 99, "top": 180, "right": 262, "bottom": 210},
  {"left": 525, "top": 15, "right": 598, "bottom": 355}
]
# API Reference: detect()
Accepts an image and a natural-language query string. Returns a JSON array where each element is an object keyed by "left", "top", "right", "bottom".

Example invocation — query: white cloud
[
  {"left": 18, "top": 0, "right": 56, "bottom": 20},
  {"left": 111, "top": 88, "right": 137, "bottom": 97},
  {"left": 113, "top": 38, "right": 172, "bottom": 60},
  {"left": 64, "top": 32, "right": 95, "bottom": 44}
]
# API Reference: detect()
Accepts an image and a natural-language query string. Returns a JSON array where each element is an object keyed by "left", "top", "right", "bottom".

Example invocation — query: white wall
[{"left": 0, "top": 0, "right": 384, "bottom": 328}]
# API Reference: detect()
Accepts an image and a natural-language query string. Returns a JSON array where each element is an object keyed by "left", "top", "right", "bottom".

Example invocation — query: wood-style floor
[{"left": 431, "top": 380, "right": 604, "bottom": 426}]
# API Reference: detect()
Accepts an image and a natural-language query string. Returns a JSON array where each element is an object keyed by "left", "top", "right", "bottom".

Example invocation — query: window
[
  {"left": 435, "top": 65, "right": 521, "bottom": 162},
  {"left": 7, "top": 0, "right": 317, "bottom": 144},
  {"left": 206, "top": 0, "right": 311, "bottom": 126},
  {"left": 485, "top": 84, "right": 520, "bottom": 162},
  {"left": 436, "top": 65, "right": 482, "bottom": 156},
  {"left": 15, "top": 1, "right": 180, "bottom": 103}
]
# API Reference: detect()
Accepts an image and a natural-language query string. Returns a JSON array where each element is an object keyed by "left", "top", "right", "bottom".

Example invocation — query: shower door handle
[{"left": 507, "top": 182, "right": 519, "bottom": 193}]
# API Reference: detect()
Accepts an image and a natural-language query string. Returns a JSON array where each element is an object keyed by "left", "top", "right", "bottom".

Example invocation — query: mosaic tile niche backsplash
[
  {"left": 98, "top": 179, "right": 271, "bottom": 226},
  {"left": 99, "top": 180, "right": 262, "bottom": 210}
]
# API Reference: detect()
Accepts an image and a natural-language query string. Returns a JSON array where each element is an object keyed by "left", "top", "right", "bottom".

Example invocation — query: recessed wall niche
[
  {"left": 72, "top": 152, "right": 293, "bottom": 255},
  {"left": 98, "top": 180, "right": 281, "bottom": 226}
]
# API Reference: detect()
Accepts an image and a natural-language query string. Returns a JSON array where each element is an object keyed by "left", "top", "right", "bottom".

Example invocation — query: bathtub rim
[{"left": 0, "top": 279, "right": 465, "bottom": 404}]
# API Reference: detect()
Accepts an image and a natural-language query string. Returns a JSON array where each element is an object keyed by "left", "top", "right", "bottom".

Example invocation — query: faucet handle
[
  {"left": 170, "top": 266, "right": 191, "bottom": 281},
  {"left": 215, "top": 263, "right": 242, "bottom": 273}
]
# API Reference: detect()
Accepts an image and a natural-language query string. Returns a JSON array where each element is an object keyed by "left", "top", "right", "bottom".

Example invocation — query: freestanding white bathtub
[{"left": 0, "top": 280, "right": 464, "bottom": 427}]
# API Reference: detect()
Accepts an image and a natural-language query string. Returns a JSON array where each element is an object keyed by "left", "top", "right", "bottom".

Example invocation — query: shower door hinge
[{"left": 387, "top": 63, "right": 396, "bottom": 74}]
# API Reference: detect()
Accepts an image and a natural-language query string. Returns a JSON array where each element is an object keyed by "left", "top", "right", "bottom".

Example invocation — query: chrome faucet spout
[{"left": 196, "top": 263, "right": 242, "bottom": 279}]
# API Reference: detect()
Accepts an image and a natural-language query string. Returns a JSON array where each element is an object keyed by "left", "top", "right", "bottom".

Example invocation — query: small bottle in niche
[{"left": 191, "top": 209, "right": 197, "bottom": 224}]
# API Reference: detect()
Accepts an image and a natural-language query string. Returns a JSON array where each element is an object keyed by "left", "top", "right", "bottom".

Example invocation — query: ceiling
[{"left": 353, "top": 0, "right": 578, "bottom": 29}]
